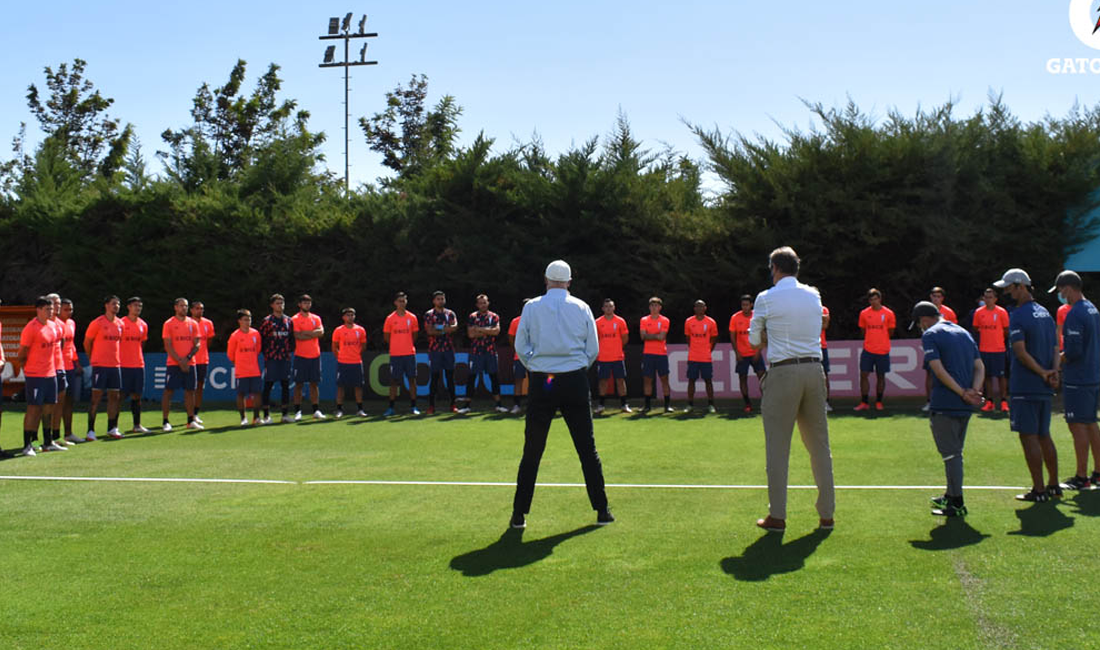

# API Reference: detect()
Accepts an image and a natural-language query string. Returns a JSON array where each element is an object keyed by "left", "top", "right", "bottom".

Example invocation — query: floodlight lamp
[
  {"left": 328, "top": 18, "right": 340, "bottom": 35},
  {"left": 359, "top": 43, "right": 368, "bottom": 62},
  {"left": 358, "top": 15, "right": 368, "bottom": 34},
  {"left": 323, "top": 45, "right": 336, "bottom": 63},
  {"left": 342, "top": 12, "right": 352, "bottom": 32}
]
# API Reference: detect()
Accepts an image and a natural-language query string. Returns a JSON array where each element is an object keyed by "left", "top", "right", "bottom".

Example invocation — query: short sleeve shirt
[
  {"left": 859, "top": 306, "right": 896, "bottom": 354},
  {"left": 468, "top": 311, "right": 499, "bottom": 355},
  {"left": 1062, "top": 299, "right": 1100, "bottom": 386},
  {"left": 1008, "top": 301, "right": 1057, "bottom": 397},
  {"left": 728, "top": 311, "right": 755, "bottom": 357},
  {"left": 259, "top": 314, "right": 295, "bottom": 360},
  {"left": 195, "top": 317, "right": 215, "bottom": 364},
  {"left": 685, "top": 316, "right": 718, "bottom": 363},
  {"left": 62, "top": 318, "right": 78, "bottom": 370},
  {"left": 596, "top": 315, "right": 628, "bottom": 362},
  {"left": 291, "top": 313, "right": 323, "bottom": 359},
  {"left": 509, "top": 316, "right": 521, "bottom": 360},
  {"left": 50, "top": 318, "right": 65, "bottom": 374},
  {"left": 972, "top": 306, "right": 1009, "bottom": 353},
  {"left": 384, "top": 311, "right": 419, "bottom": 357},
  {"left": 1057, "top": 303, "right": 1071, "bottom": 350},
  {"left": 922, "top": 320, "right": 979, "bottom": 414},
  {"left": 820, "top": 306, "right": 829, "bottom": 349},
  {"left": 20, "top": 318, "right": 58, "bottom": 378},
  {"left": 333, "top": 324, "right": 367, "bottom": 364},
  {"left": 424, "top": 309, "right": 457, "bottom": 352},
  {"left": 640, "top": 315, "right": 670, "bottom": 356},
  {"left": 227, "top": 329, "right": 262, "bottom": 378},
  {"left": 85, "top": 315, "right": 123, "bottom": 368},
  {"left": 120, "top": 317, "right": 149, "bottom": 368},
  {"left": 162, "top": 317, "right": 199, "bottom": 368},
  {"left": 938, "top": 305, "right": 958, "bottom": 324}
]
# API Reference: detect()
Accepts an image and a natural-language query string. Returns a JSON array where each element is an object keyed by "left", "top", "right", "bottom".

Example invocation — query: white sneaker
[
  {"left": 252, "top": 418, "right": 263, "bottom": 426},
  {"left": 593, "top": 404, "right": 605, "bottom": 414},
  {"left": 665, "top": 406, "right": 675, "bottom": 413},
  {"left": 921, "top": 403, "right": 931, "bottom": 413},
  {"left": 85, "top": 431, "right": 98, "bottom": 442},
  {"left": 187, "top": 421, "right": 204, "bottom": 430},
  {"left": 194, "top": 416, "right": 204, "bottom": 425},
  {"left": 107, "top": 428, "right": 123, "bottom": 439},
  {"left": 707, "top": 405, "right": 717, "bottom": 414},
  {"left": 45, "top": 442, "right": 67, "bottom": 452},
  {"left": 261, "top": 416, "right": 273, "bottom": 425},
  {"left": 313, "top": 410, "right": 327, "bottom": 420},
  {"left": 622, "top": 404, "right": 633, "bottom": 413},
  {"left": 334, "top": 410, "right": 343, "bottom": 420},
  {"left": 509, "top": 405, "right": 522, "bottom": 414},
  {"left": 22, "top": 445, "right": 36, "bottom": 457},
  {"left": 162, "top": 423, "right": 173, "bottom": 432},
  {"left": 294, "top": 411, "right": 302, "bottom": 422},
  {"left": 456, "top": 407, "right": 471, "bottom": 415},
  {"left": 825, "top": 403, "right": 834, "bottom": 413},
  {"left": 281, "top": 415, "right": 294, "bottom": 424},
  {"left": 495, "top": 405, "right": 509, "bottom": 413},
  {"left": 356, "top": 410, "right": 368, "bottom": 417},
  {"left": 65, "top": 434, "right": 82, "bottom": 445},
  {"left": 61, "top": 438, "right": 76, "bottom": 446},
  {"left": 240, "top": 418, "right": 249, "bottom": 426},
  {"left": 131, "top": 425, "right": 150, "bottom": 434}
]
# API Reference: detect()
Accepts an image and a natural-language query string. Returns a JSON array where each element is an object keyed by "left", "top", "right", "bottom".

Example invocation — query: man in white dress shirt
[
  {"left": 510, "top": 260, "right": 613, "bottom": 529},
  {"left": 749, "top": 246, "right": 836, "bottom": 533}
]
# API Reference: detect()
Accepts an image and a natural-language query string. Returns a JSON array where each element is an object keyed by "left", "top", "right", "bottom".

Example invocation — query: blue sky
[{"left": 1, "top": 1, "right": 1098, "bottom": 191}]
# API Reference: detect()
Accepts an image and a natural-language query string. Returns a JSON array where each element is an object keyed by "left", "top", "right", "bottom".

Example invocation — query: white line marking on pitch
[{"left": 0, "top": 476, "right": 295, "bottom": 485}]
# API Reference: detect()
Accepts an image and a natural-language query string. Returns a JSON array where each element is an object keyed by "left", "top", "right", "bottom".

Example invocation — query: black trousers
[{"left": 513, "top": 368, "right": 608, "bottom": 514}]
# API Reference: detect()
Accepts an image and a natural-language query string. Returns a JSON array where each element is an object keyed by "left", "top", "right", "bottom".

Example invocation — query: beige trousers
[{"left": 760, "top": 362, "right": 835, "bottom": 520}]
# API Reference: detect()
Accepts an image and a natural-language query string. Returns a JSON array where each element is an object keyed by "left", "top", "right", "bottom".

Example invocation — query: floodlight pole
[{"left": 319, "top": 15, "right": 378, "bottom": 198}]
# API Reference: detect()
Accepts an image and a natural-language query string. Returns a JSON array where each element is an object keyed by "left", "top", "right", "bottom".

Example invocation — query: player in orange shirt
[
  {"left": 856, "top": 288, "right": 896, "bottom": 411},
  {"left": 120, "top": 297, "right": 150, "bottom": 434},
  {"left": 189, "top": 300, "right": 216, "bottom": 424},
  {"left": 821, "top": 304, "right": 833, "bottom": 412},
  {"left": 291, "top": 294, "right": 326, "bottom": 420},
  {"left": 972, "top": 287, "right": 1011, "bottom": 412},
  {"left": 1057, "top": 301, "right": 1071, "bottom": 351},
  {"left": 43, "top": 293, "right": 67, "bottom": 447},
  {"left": 639, "top": 297, "right": 673, "bottom": 414},
  {"left": 227, "top": 309, "right": 264, "bottom": 426},
  {"left": 507, "top": 302, "right": 530, "bottom": 414},
  {"left": 383, "top": 292, "right": 421, "bottom": 416},
  {"left": 730, "top": 294, "right": 764, "bottom": 414},
  {"left": 57, "top": 298, "right": 83, "bottom": 444},
  {"left": 84, "top": 295, "right": 124, "bottom": 441},
  {"left": 17, "top": 297, "right": 62, "bottom": 455},
  {"left": 595, "top": 299, "right": 631, "bottom": 414},
  {"left": 923, "top": 287, "right": 959, "bottom": 411},
  {"left": 684, "top": 300, "right": 719, "bottom": 413},
  {"left": 332, "top": 307, "right": 368, "bottom": 419},
  {"left": 161, "top": 297, "right": 202, "bottom": 431}
]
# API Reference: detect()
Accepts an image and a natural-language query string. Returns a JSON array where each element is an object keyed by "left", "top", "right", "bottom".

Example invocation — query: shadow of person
[
  {"left": 720, "top": 529, "right": 831, "bottom": 582},
  {"left": 449, "top": 525, "right": 600, "bottom": 577},
  {"left": 1068, "top": 490, "right": 1100, "bottom": 517},
  {"left": 909, "top": 517, "right": 991, "bottom": 551},
  {"left": 1007, "top": 502, "right": 1075, "bottom": 537}
]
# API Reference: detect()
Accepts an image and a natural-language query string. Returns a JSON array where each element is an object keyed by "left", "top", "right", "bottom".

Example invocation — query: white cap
[
  {"left": 545, "top": 260, "right": 572, "bottom": 282},
  {"left": 992, "top": 268, "right": 1031, "bottom": 288}
]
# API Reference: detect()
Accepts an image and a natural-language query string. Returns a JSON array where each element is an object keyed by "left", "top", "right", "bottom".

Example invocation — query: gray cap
[
  {"left": 545, "top": 260, "right": 572, "bottom": 282},
  {"left": 992, "top": 268, "right": 1031, "bottom": 288},
  {"left": 1048, "top": 270, "right": 1082, "bottom": 293},
  {"left": 909, "top": 301, "right": 941, "bottom": 331}
]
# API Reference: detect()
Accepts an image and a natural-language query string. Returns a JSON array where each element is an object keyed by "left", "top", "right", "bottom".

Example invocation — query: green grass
[{"left": 0, "top": 403, "right": 1097, "bottom": 649}]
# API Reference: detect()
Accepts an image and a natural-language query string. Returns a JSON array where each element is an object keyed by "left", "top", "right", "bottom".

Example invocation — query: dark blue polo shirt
[
  {"left": 922, "top": 320, "right": 980, "bottom": 414},
  {"left": 1008, "top": 300, "right": 1056, "bottom": 398},
  {"left": 1062, "top": 298, "right": 1100, "bottom": 386}
]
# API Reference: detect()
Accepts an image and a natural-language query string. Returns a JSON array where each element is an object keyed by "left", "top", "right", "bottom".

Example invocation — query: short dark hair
[
  {"left": 269, "top": 293, "right": 285, "bottom": 305},
  {"left": 342, "top": 307, "right": 356, "bottom": 315},
  {"left": 394, "top": 291, "right": 407, "bottom": 301},
  {"left": 298, "top": 294, "right": 312, "bottom": 303},
  {"left": 173, "top": 297, "right": 188, "bottom": 306},
  {"left": 648, "top": 296, "right": 663, "bottom": 306},
  {"left": 237, "top": 309, "right": 252, "bottom": 320},
  {"left": 930, "top": 287, "right": 945, "bottom": 296},
  {"left": 476, "top": 293, "right": 489, "bottom": 302},
  {"left": 769, "top": 246, "right": 800, "bottom": 276},
  {"left": 61, "top": 298, "right": 73, "bottom": 306},
  {"left": 694, "top": 299, "right": 706, "bottom": 307},
  {"left": 740, "top": 294, "right": 752, "bottom": 303},
  {"left": 126, "top": 296, "right": 142, "bottom": 305},
  {"left": 35, "top": 296, "right": 50, "bottom": 308},
  {"left": 191, "top": 300, "right": 204, "bottom": 308},
  {"left": 603, "top": 298, "right": 614, "bottom": 305},
  {"left": 867, "top": 288, "right": 882, "bottom": 299},
  {"left": 432, "top": 290, "right": 445, "bottom": 299},
  {"left": 104, "top": 295, "right": 120, "bottom": 304},
  {"left": 983, "top": 287, "right": 996, "bottom": 294}
]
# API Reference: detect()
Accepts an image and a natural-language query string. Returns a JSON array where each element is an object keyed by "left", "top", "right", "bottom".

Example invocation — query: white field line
[{"left": 0, "top": 475, "right": 294, "bottom": 485}]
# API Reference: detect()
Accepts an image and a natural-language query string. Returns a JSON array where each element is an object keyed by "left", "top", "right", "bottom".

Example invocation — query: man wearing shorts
[
  {"left": 120, "top": 297, "right": 149, "bottom": 434},
  {"left": 18, "top": 298, "right": 63, "bottom": 455},
  {"left": 291, "top": 294, "right": 325, "bottom": 420},
  {"left": 228, "top": 309, "right": 263, "bottom": 426},
  {"left": 58, "top": 299, "right": 83, "bottom": 444},
  {"left": 1050, "top": 271, "right": 1100, "bottom": 490},
  {"left": 190, "top": 300, "right": 215, "bottom": 424},
  {"left": 972, "top": 288, "right": 1010, "bottom": 413},
  {"left": 161, "top": 298, "right": 202, "bottom": 431},
  {"left": 508, "top": 304, "right": 530, "bottom": 414},
  {"left": 730, "top": 294, "right": 764, "bottom": 414},
  {"left": 639, "top": 297, "right": 672, "bottom": 414},
  {"left": 463, "top": 294, "right": 507, "bottom": 413},
  {"left": 44, "top": 293, "right": 67, "bottom": 447},
  {"left": 383, "top": 292, "right": 420, "bottom": 416},
  {"left": 259, "top": 294, "right": 295, "bottom": 424},
  {"left": 424, "top": 291, "right": 459, "bottom": 414},
  {"left": 84, "top": 295, "right": 124, "bottom": 441},
  {"left": 332, "top": 307, "right": 368, "bottom": 419},
  {"left": 923, "top": 287, "right": 959, "bottom": 412},
  {"left": 856, "top": 288, "right": 896, "bottom": 411},
  {"left": 595, "top": 299, "right": 630, "bottom": 414},
  {"left": 684, "top": 300, "right": 718, "bottom": 413},
  {"left": 821, "top": 304, "right": 832, "bottom": 412}
]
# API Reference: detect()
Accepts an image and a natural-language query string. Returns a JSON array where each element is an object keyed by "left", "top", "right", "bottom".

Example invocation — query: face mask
[{"left": 1058, "top": 291, "right": 1069, "bottom": 305}]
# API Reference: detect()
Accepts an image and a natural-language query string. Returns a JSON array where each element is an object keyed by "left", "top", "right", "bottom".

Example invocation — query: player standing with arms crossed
[
  {"left": 684, "top": 300, "right": 719, "bottom": 413},
  {"left": 639, "top": 297, "right": 673, "bottom": 414},
  {"left": 161, "top": 298, "right": 202, "bottom": 431},
  {"left": 120, "top": 297, "right": 149, "bottom": 434},
  {"left": 291, "top": 295, "right": 326, "bottom": 420},
  {"left": 595, "top": 299, "right": 630, "bottom": 414},
  {"left": 85, "top": 295, "right": 124, "bottom": 441},
  {"left": 384, "top": 292, "right": 421, "bottom": 416}
]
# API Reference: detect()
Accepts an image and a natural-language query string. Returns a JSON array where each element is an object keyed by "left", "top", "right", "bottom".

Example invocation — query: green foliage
[{"left": 359, "top": 74, "right": 463, "bottom": 181}]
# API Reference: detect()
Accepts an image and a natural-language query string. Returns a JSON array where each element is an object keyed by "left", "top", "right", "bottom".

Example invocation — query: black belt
[{"left": 771, "top": 357, "right": 821, "bottom": 367}]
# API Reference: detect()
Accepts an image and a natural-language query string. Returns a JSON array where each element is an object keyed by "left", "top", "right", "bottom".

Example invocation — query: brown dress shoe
[{"left": 755, "top": 515, "right": 786, "bottom": 532}]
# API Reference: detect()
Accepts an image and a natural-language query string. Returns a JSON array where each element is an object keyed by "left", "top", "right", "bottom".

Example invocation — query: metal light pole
[{"left": 319, "top": 13, "right": 378, "bottom": 197}]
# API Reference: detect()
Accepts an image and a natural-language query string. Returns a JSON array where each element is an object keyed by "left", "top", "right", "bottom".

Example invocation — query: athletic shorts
[
  {"left": 25, "top": 376, "right": 58, "bottom": 406},
  {"left": 337, "top": 362, "right": 364, "bottom": 388},
  {"left": 641, "top": 354, "right": 670, "bottom": 378},
  {"left": 195, "top": 363, "right": 208, "bottom": 389},
  {"left": 980, "top": 352, "right": 1005, "bottom": 378},
  {"left": 66, "top": 368, "right": 81, "bottom": 398},
  {"left": 1063, "top": 384, "right": 1099, "bottom": 424},
  {"left": 91, "top": 366, "right": 122, "bottom": 391},
  {"left": 860, "top": 351, "right": 891, "bottom": 374},
  {"left": 166, "top": 365, "right": 198, "bottom": 391},
  {"left": 513, "top": 359, "right": 527, "bottom": 380},
  {"left": 293, "top": 356, "right": 322, "bottom": 385},
  {"left": 686, "top": 361, "right": 713, "bottom": 381},
  {"left": 55, "top": 370, "right": 68, "bottom": 394},
  {"left": 429, "top": 350, "right": 455, "bottom": 373},
  {"left": 236, "top": 375, "right": 262, "bottom": 396},
  {"left": 736, "top": 355, "right": 766, "bottom": 376},
  {"left": 470, "top": 352, "right": 499, "bottom": 376},
  {"left": 1010, "top": 397, "right": 1052, "bottom": 437},
  {"left": 597, "top": 360, "right": 627, "bottom": 380},
  {"left": 121, "top": 367, "right": 145, "bottom": 395},
  {"left": 390, "top": 354, "right": 417, "bottom": 383},
  {"left": 264, "top": 358, "right": 291, "bottom": 382},
  {"left": 821, "top": 348, "right": 830, "bottom": 374}
]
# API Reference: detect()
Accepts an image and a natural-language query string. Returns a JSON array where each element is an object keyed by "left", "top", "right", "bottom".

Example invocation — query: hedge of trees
[{"left": 2, "top": 59, "right": 1099, "bottom": 348}]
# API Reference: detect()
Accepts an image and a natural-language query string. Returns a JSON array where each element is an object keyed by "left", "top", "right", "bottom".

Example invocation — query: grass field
[{"left": 1, "top": 401, "right": 1097, "bottom": 649}]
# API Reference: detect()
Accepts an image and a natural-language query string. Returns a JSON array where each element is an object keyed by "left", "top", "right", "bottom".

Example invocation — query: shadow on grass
[
  {"left": 909, "top": 517, "right": 991, "bottom": 551},
  {"left": 719, "top": 529, "right": 831, "bottom": 582},
  {"left": 449, "top": 525, "right": 600, "bottom": 577},
  {"left": 1007, "top": 502, "right": 1075, "bottom": 537},
  {"left": 1068, "top": 490, "right": 1100, "bottom": 517}
]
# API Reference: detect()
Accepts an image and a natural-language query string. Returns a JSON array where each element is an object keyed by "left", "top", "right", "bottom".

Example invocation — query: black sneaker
[
  {"left": 931, "top": 503, "right": 968, "bottom": 517},
  {"left": 1046, "top": 484, "right": 1064, "bottom": 499},
  {"left": 596, "top": 509, "right": 615, "bottom": 526},
  {"left": 1015, "top": 489, "right": 1049, "bottom": 502},
  {"left": 1060, "top": 475, "right": 1091, "bottom": 491},
  {"left": 930, "top": 495, "right": 950, "bottom": 508},
  {"left": 509, "top": 512, "right": 526, "bottom": 529},
  {"left": 1092, "top": 471, "right": 1100, "bottom": 488}
]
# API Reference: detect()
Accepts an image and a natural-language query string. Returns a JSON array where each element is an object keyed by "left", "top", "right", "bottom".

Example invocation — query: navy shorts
[
  {"left": 429, "top": 350, "right": 455, "bottom": 373},
  {"left": 195, "top": 363, "right": 209, "bottom": 388},
  {"left": 686, "top": 361, "right": 713, "bottom": 381},
  {"left": 821, "top": 348, "right": 830, "bottom": 374},
  {"left": 735, "top": 355, "right": 766, "bottom": 376},
  {"left": 337, "top": 362, "right": 364, "bottom": 388},
  {"left": 390, "top": 354, "right": 417, "bottom": 383},
  {"left": 513, "top": 359, "right": 527, "bottom": 380},
  {"left": 166, "top": 365, "right": 198, "bottom": 391},
  {"left": 641, "top": 354, "right": 670, "bottom": 378},
  {"left": 121, "top": 367, "right": 145, "bottom": 395},
  {"left": 236, "top": 375, "right": 262, "bottom": 396},
  {"left": 25, "top": 376, "right": 58, "bottom": 406},
  {"left": 55, "top": 370, "right": 68, "bottom": 394},
  {"left": 264, "top": 358, "right": 291, "bottom": 382},
  {"left": 980, "top": 352, "right": 1005, "bottom": 378},
  {"left": 91, "top": 366, "right": 122, "bottom": 391},
  {"left": 470, "top": 352, "right": 499, "bottom": 376},
  {"left": 1063, "top": 384, "right": 1099, "bottom": 424},
  {"left": 860, "top": 351, "right": 891, "bottom": 374},
  {"left": 65, "top": 368, "right": 81, "bottom": 398},
  {"left": 597, "top": 360, "right": 627, "bottom": 380},
  {"left": 293, "top": 356, "right": 322, "bottom": 385},
  {"left": 1010, "top": 397, "right": 1052, "bottom": 437}
]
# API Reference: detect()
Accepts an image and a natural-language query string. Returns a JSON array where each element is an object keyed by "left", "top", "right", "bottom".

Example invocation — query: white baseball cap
[
  {"left": 992, "top": 268, "right": 1031, "bottom": 288},
  {"left": 545, "top": 260, "right": 572, "bottom": 282}
]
